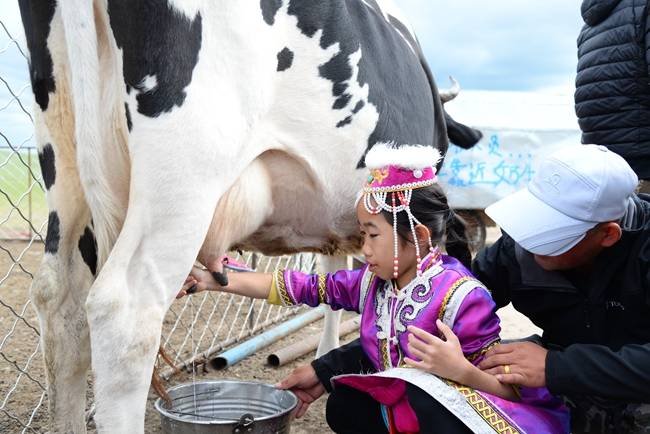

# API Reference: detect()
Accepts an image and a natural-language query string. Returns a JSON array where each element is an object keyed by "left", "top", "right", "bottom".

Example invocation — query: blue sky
[
  {"left": 397, "top": 0, "right": 583, "bottom": 92},
  {"left": 0, "top": 1, "right": 584, "bottom": 149}
]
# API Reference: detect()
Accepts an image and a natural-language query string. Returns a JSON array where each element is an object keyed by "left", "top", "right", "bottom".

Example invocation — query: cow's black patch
[
  {"left": 337, "top": 98, "right": 364, "bottom": 126},
  {"left": 125, "top": 103, "right": 133, "bottom": 131},
  {"left": 38, "top": 143, "right": 55, "bottom": 190},
  {"left": 277, "top": 47, "right": 294, "bottom": 71},
  {"left": 261, "top": 0, "right": 283, "bottom": 25},
  {"left": 78, "top": 226, "right": 97, "bottom": 275},
  {"left": 286, "top": 1, "right": 444, "bottom": 167},
  {"left": 336, "top": 116, "right": 352, "bottom": 128},
  {"left": 18, "top": 0, "right": 57, "bottom": 111},
  {"left": 107, "top": 1, "right": 202, "bottom": 117},
  {"left": 45, "top": 211, "right": 60, "bottom": 254}
]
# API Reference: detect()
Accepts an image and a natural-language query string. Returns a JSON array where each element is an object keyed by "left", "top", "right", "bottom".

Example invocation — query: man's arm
[
  {"left": 311, "top": 338, "right": 372, "bottom": 392},
  {"left": 471, "top": 233, "right": 514, "bottom": 309},
  {"left": 641, "top": 2, "right": 650, "bottom": 77},
  {"left": 546, "top": 343, "right": 650, "bottom": 401}
]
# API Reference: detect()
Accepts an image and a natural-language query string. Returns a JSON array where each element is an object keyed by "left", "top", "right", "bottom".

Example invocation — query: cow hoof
[
  {"left": 186, "top": 284, "right": 198, "bottom": 294},
  {"left": 212, "top": 271, "right": 228, "bottom": 286}
]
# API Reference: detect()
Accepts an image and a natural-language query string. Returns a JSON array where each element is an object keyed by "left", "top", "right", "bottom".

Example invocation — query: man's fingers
[
  {"left": 478, "top": 353, "right": 513, "bottom": 370},
  {"left": 495, "top": 373, "right": 525, "bottom": 385},
  {"left": 485, "top": 343, "right": 515, "bottom": 358},
  {"left": 482, "top": 367, "right": 502, "bottom": 376}
]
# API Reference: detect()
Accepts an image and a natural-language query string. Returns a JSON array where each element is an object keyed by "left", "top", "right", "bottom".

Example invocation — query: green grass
[{"left": 0, "top": 148, "right": 48, "bottom": 239}]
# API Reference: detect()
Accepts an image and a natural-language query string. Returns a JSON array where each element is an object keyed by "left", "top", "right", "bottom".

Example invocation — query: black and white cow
[{"left": 18, "top": 0, "right": 479, "bottom": 432}]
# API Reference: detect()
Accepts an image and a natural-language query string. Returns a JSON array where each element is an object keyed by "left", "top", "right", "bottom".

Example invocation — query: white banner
[{"left": 440, "top": 129, "right": 581, "bottom": 209}]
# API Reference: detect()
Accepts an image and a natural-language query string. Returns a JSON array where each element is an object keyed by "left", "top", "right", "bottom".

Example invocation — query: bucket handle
[{"left": 233, "top": 413, "right": 255, "bottom": 433}]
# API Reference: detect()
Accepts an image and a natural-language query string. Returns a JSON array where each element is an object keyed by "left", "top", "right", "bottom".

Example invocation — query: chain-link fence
[{"left": 0, "top": 11, "right": 315, "bottom": 434}]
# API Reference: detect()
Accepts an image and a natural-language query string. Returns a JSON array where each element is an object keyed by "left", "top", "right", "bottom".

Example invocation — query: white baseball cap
[{"left": 485, "top": 145, "right": 638, "bottom": 256}]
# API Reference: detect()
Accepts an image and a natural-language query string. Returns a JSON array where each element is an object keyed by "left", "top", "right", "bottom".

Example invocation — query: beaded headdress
[{"left": 362, "top": 143, "right": 442, "bottom": 279}]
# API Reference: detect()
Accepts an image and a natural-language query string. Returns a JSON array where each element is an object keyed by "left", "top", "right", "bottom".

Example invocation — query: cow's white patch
[
  {"left": 167, "top": 0, "right": 202, "bottom": 21},
  {"left": 140, "top": 74, "right": 158, "bottom": 92}
]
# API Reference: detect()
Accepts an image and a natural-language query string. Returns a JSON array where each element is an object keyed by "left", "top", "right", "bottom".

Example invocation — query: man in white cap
[
  {"left": 279, "top": 145, "right": 650, "bottom": 434},
  {"left": 475, "top": 144, "right": 650, "bottom": 433}
]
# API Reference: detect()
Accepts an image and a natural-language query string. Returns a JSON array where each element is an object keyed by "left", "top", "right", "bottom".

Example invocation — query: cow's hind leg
[{"left": 31, "top": 147, "right": 96, "bottom": 433}]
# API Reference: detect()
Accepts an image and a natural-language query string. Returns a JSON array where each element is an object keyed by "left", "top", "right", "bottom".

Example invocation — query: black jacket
[
  {"left": 575, "top": 0, "right": 650, "bottom": 179},
  {"left": 474, "top": 194, "right": 650, "bottom": 402},
  {"left": 314, "top": 194, "right": 650, "bottom": 402}
]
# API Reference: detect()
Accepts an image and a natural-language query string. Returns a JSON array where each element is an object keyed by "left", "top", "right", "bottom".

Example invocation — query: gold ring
[{"left": 504, "top": 364, "right": 511, "bottom": 375}]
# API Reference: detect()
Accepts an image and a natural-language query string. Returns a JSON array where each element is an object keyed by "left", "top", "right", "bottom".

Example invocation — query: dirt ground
[{"left": 0, "top": 237, "right": 539, "bottom": 434}]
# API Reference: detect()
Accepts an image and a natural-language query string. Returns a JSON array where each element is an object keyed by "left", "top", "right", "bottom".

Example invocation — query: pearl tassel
[
  {"left": 408, "top": 208, "right": 422, "bottom": 276},
  {"left": 392, "top": 192, "right": 399, "bottom": 279}
]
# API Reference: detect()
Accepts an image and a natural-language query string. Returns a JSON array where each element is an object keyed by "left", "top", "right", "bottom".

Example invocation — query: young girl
[{"left": 181, "top": 144, "right": 569, "bottom": 434}]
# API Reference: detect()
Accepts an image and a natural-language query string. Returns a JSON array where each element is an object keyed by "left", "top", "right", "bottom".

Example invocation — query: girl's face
[{"left": 356, "top": 200, "right": 418, "bottom": 287}]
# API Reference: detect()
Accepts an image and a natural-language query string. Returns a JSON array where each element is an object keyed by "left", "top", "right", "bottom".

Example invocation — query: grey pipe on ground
[{"left": 267, "top": 316, "right": 360, "bottom": 367}]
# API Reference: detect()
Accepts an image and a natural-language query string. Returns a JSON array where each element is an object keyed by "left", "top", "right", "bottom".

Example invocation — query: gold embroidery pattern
[
  {"left": 275, "top": 269, "right": 293, "bottom": 307},
  {"left": 466, "top": 339, "right": 501, "bottom": 363},
  {"left": 317, "top": 273, "right": 327, "bottom": 304},
  {"left": 379, "top": 338, "right": 392, "bottom": 370},
  {"left": 438, "top": 276, "right": 475, "bottom": 322},
  {"left": 447, "top": 381, "right": 520, "bottom": 434},
  {"left": 371, "top": 168, "right": 390, "bottom": 184}
]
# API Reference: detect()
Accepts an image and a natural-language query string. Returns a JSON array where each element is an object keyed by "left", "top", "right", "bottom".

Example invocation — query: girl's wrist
[{"left": 453, "top": 359, "right": 475, "bottom": 384}]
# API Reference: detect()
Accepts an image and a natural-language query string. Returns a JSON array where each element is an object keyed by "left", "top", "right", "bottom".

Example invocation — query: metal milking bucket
[{"left": 155, "top": 380, "right": 298, "bottom": 434}]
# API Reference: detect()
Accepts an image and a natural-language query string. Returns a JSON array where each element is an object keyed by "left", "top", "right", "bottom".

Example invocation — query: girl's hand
[
  {"left": 404, "top": 319, "right": 471, "bottom": 383},
  {"left": 176, "top": 266, "right": 222, "bottom": 298}
]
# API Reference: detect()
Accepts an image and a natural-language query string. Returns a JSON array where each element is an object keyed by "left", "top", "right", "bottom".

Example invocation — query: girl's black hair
[{"left": 380, "top": 183, "right": 472, "bottom": 268}]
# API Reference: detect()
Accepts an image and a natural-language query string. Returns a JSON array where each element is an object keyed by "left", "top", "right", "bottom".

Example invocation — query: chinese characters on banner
[{"left": 439, "top": 129, "right": 581, "bottom": 209}]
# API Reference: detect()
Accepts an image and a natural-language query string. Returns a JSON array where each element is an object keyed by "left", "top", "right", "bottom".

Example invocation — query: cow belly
[
  {"left": 200, "top": 149, "right": 362, "bottom": 259},
  {"left": 236, "top": 224, "right": 362, "bottom": 256}
]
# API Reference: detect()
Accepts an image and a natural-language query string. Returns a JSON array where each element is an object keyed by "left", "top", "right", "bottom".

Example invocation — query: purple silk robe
[{"left": 272, "top": 253, "right": 569, "bottom": 433}]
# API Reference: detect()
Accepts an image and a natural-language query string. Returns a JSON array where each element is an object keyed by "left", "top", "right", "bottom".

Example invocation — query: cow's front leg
[{"left": 85, "top": 157, "right": 227, "bottom": 433}]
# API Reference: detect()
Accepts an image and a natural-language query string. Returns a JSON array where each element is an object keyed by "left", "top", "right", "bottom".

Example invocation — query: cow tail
[
  {"left": 58, "top": 0, "right": 130, "bottom": 270},
  {"left": 445, "top": 209, "right": 472, "bottom": 269}
]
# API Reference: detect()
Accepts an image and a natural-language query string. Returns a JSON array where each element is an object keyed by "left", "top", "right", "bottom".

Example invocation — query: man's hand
[
  {"left": 478, "top": 342, "right": 548, "bottom": 388},
  {"left": 276, "top": 364, "right": 325, "bottom": 419}
]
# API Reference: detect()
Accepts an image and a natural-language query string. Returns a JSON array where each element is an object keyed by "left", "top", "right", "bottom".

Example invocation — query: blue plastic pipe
[{"left": 211, "top": 305, "right": 326, "bottom": 369}]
